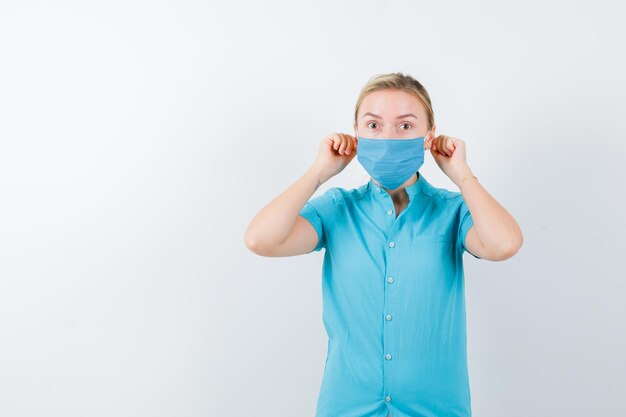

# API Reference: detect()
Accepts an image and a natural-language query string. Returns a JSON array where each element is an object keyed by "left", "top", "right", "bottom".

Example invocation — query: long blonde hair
[{"left": 353, "top": 72, "right": 435, "bottom": 131}]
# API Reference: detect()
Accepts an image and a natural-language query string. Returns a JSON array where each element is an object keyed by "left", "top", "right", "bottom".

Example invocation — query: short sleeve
[
  {"left": 457, "top": 198, "right": 481, "bottom": 259},
  {"left": 298, "top": 189, "right": 337, "bottom": 253}
]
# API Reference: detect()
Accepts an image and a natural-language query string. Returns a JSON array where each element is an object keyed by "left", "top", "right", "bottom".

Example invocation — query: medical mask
[{"left": 357, "top": 136, "right": 425, "bottom": 190}]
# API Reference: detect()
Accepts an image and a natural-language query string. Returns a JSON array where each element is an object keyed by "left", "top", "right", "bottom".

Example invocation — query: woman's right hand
[
  {"left": 312, "top": 132, "right": 358, "bottom": 182},
  {"left": 244, "top": 132, "right": 358, "bottom": 257}
]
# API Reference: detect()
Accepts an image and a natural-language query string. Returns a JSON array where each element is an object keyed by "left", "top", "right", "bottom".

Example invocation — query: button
[
  {"left": 387, "top": 277, "right": 394, "bottom": 284},
  {"left": 385, "top": 314, "right": 392, "bottom": 321},
  {"left": 385, "top": 353, "right": 392, "bottom": 360},
  {"left": 388, "top": 241, "right": 395, "bottom": 248},
  {"left": 385, "top": 395, "right": 392, "bottom": 403},
  {"left": 386, "top": 209, "right": 393, "bottom": 215}
]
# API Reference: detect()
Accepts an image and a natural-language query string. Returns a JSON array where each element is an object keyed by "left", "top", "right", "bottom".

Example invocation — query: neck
[{"left": 373, "top": 172, "right": 418, "bottom": 201}]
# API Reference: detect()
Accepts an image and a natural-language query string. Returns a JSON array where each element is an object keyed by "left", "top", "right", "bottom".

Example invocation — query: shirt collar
[{"left": 367, "top": 170, "right": 433, "bottom": 199}]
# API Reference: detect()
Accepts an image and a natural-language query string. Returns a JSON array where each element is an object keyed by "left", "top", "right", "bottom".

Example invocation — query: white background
[{"left": 1, "top": 1, "right": 625, "bottom": 416}]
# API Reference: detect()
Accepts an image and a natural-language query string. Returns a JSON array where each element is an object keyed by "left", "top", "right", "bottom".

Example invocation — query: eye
[
  {"left": 400, "top": 123, "right": 412, "bottom": 130},
  {"left": 367, "top": 121, "right": 379, "bottom": 129}
]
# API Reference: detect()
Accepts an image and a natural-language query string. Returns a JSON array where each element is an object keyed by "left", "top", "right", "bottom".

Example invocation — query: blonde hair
[{"left": 353, "top": 72, "right": 435, "bottom": 131}]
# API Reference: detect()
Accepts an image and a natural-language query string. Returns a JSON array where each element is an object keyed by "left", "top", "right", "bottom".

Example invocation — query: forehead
[{"left": 359, "top": 89, "right": 426, "bottom": 119}]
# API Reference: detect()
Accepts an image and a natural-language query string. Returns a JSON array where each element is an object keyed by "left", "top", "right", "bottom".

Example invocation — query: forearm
[
  {"left": 244, "top": 164, "right": 327, "bottom": 249},
  {"left": 453, "top": 165, "right": 523, "bottom": 255}
]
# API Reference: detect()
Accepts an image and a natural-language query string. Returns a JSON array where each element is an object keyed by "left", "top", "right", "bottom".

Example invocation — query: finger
[
  {"left": 345, "top": 137, "right": 353, "bottom": 155},
  {"left": 441, "top": 136, "right": 452, "bottom": 156},
  {"left": 435, "top": 137, "right": 446, "bottom": 156},
  {"left": 435, "top": 135, "right": 444, "bottom": 152},
  {"left": 347, "top": 136, "right": 357, "bottom": 155},
  {"left": 342, "top": 134, "right": 352, "bottom": 155},
  {"left": 350, "top": 136, "right": 359, "bottom": 153},
  {"left": 440, "top": 138, "right": 450, "bottom": 156},
  {"left": 337, "top": 134, "right": 346, "bottom": 154},
  {"left": 437, "top": 141, "right": 448, "bottom": 156},
  {"left": 332, "top": 134, "right": 340, "bottom": 151},
  {"left": 446, "top": 138, "right": 454, "bottom": 154}
]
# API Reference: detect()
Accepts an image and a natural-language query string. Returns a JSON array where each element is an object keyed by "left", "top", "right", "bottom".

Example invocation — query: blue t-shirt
[{"left": 298, "top": 170, "right": 479, "bottom": 417}]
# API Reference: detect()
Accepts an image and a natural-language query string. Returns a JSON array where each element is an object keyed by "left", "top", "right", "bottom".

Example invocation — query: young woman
[{"left": 244, "top": 72, "right": 523, "bottom": 417}]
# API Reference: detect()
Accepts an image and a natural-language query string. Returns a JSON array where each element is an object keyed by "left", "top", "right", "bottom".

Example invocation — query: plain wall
[{"left": 0, "top": 1, "right": 624, "bottom": 416}]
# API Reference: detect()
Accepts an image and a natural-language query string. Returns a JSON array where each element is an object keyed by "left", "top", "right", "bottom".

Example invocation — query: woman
[{"left": 244, "top": 72, "right": 523, "bottom": 417}]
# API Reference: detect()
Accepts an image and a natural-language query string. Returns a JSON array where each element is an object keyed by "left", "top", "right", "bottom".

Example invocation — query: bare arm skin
[
  {"left": 243, "top": 164, "right": 326, "bottom": 257},
  {"left": 429, "top": 134, "right": 524, "bottom": 261},
  {"left": 244, "top": 133, "right": 358, "bottom": 257},
  {"left": 456, "top": 169, "right": 523, "bottom": 261}
]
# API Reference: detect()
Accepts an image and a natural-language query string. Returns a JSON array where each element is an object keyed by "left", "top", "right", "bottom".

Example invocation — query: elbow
[
  {"left": 243, "top": 230, "right": 274, "bottom": 257},
  {"left": 499, "top": 234, "right": 524, "bottom": 260},
  {"left": 244, "top": 230, "right": 263, "bottom": 254}
]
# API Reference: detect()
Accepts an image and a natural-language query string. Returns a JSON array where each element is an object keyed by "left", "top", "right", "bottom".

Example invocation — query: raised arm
[
  {"left": 243, "top": 133, "right": 358, "bottom": 257},
  {"left": 429, "top": 134, "right": 524, "bottom": 261}
]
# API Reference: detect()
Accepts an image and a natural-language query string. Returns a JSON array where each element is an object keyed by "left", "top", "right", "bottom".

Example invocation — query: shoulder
[
  {"left": 432, "top": 188, "right": 471, "bottom": 222},
  {"left": 314, "top": 186, "right": 343, "bottom": 203},
  {"left": 303, "top": 186, "right": 344, "bottom": 214},
  {"left": 317, "top": 182, "right": 369, "bottom": 203},
  {"left": 304, "top": 183, "right": 373, "bottom": 217},
  {"left": 335, "top": 183, "right": 370, "bottom": 201},
  {"left": 420, "top": 183, "right": 464, "bottom": 209}
]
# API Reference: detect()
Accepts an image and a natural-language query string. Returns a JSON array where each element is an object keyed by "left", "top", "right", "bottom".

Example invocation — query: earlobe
[{"left": 425, "top": 127, "right": 435, "bottom": 148}]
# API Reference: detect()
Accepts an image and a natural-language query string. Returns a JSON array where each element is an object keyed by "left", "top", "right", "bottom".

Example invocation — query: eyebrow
[{"left": 361, "top": 112, "right": 418, "bottom": 120}]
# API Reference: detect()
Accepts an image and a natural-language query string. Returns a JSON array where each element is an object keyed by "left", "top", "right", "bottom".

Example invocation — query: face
[{"left": 353, "top": 89, "right": 435, "bottom": 148}]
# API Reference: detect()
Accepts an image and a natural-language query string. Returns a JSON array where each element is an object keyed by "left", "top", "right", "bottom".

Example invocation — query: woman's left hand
[{"left": 429, "top": 134, "right": 473, "bottom": 187}]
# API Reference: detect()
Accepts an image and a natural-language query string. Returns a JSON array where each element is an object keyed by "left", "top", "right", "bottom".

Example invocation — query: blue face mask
[{"left": 356, "top": 136, "right": 425, "bottom": 190}]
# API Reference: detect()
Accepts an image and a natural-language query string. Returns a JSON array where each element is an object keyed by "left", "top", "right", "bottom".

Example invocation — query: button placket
[
  {"left": 379, "top": 184, "right": 410, "bottom": 407},
  {"left": 383, "top": 229, "right": 398, "bottom": 404}
]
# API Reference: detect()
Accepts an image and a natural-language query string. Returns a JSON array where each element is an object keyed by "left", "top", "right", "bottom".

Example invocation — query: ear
[
  {"left": 429, "top": 124, "right": 436, "bottom": 139},
  {"left": 425, "top": 124, "right": 436, "bottom": 149}
]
